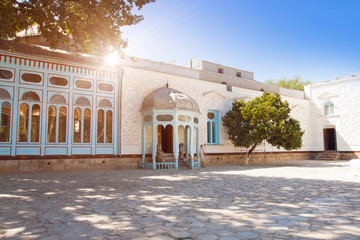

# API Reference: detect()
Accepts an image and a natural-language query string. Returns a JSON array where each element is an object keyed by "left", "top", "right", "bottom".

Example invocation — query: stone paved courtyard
[{"left": 1, "top": 160, "right": 360, "bottom": 240}]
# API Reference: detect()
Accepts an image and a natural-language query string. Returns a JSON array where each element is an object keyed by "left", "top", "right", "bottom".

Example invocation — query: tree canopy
[
  {"left": 266, "top": 75, "right": 311, "bottom": 91},
  {"left": 0, "top": 0, "right": 155, "bottom": 56},
  {"left": 222, "top": 92, "right": 304, "bottom": 164}
]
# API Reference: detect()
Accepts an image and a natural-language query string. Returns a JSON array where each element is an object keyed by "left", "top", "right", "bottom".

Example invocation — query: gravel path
[{"left": 1, "top": 160, "right": 360, "bottom": 240}]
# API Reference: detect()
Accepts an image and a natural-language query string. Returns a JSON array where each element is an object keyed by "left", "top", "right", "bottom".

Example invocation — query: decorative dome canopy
[{"left": 142, "top": 87, "right": 200, "bottom": 113}]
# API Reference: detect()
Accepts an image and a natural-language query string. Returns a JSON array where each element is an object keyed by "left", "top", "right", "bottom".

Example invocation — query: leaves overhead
[
  {"left": 0, "top": 0, "right": 155, "bottom": 56},
  {"left": 266, "top": 75, "right": 311, "bottom": 91},
  {"left": 222, "top": 92, "right": 304, "bottom": 155}
]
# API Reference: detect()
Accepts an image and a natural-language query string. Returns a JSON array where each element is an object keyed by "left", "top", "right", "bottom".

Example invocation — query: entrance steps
[
  {"left": 160, "top": 153, "right": 189, "bottom": 169},
  {"left": 315, "top": 151, "right": 340, "bottom": 161},
  {"left": 162, "top": 153, "right": 175, "bottom": 162}
]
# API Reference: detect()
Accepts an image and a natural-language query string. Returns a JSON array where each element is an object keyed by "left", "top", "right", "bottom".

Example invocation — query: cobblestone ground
[{"left": 1, "top": 160, "right": 360, "bottom": 240}]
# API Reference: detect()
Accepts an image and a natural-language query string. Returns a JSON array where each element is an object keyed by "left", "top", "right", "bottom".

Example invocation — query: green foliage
[
  {"left": 0, "top": 0, "right": 155, "bottom": 56},
  {"left": 266, "top": 75, "right": 311, "bottom": 91},
  {"left": 222, "top": 92, "right": 304, "bottom": 157}
]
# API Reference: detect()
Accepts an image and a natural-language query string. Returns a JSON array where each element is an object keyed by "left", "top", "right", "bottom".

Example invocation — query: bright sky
[{"left": 122, "top": 0, "right": 360, "bottom": 83}]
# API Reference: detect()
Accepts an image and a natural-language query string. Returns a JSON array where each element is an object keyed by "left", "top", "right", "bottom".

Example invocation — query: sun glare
[{"left": 103, "top": 51, "right": 120, "bottom": 66}]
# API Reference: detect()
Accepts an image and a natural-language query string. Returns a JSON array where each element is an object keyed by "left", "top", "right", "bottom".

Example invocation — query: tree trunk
[{"left": 245, "top": 143, "right": 258, "bottom": 165}]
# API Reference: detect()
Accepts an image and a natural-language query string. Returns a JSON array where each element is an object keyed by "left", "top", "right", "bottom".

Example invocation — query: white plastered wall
[{"left": 120, "top": 66, "right": 313, "bottom": 155}]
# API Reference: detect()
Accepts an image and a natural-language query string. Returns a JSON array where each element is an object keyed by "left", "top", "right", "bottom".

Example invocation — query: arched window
[
  {"left": 22, "top": 92, "right": 40, "bottom": 101},
  {"left": 98, "top": 99, "right": 112, "bottom": 108},
  {"left": 75, "top": 97, "right": 91, "bottom": 106},
  {"left": 18, "top": 92, "right": 41, "bottom": 143},
  {"left": 324, "top": 102, "right": 334, "bottom": 115},
  {"left": 0, "top": 89, "right": 11, "bottom": 99},
  {"left": 73, "top": 99, "right": 92, "bottom": 144},
  {"left": 97, "top": 100, "right": 113, "bottom": 144},
  {"left": 47, "top": 103, "right": 67, "bottom": 144},
  {"left": 50, "top": 94, "right": 66, "bottom": 104},
  {"left": 0, "top": 101, "right": 11, "bottom": 142},
  {"left": 207, "top": 110, "right": 219, "bottom": 144}
]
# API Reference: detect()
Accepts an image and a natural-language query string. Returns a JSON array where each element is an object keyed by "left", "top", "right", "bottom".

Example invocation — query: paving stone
[
  {"left": 197, "top": 234, "right": 219, "bottom": 240},
  {"left": 236, "top": 231, "right": 259, "bottom": 239},
  {"left": 148, "top": 235, "right": 173, "bottom": 240},
  {"left": 169, "top": 231, "right": 191, "bottom": 238}
]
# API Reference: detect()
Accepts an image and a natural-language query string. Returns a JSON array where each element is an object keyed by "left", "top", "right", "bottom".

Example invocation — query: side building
[{"left": 305, "top": 74, "right": 360, "bottom": 160}]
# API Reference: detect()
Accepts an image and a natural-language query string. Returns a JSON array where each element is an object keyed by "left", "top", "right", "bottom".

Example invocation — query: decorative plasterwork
[
  {"left": 317, "top": 92, "right": 338, "bottom": 100},
  {"left": 203, "top": 91, "right": 225, "bottom": 99}
]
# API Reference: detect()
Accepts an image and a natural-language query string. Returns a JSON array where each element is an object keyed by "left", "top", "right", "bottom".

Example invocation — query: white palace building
[{"left": 0, "top": 40, "right": 359, "bottom": 172}]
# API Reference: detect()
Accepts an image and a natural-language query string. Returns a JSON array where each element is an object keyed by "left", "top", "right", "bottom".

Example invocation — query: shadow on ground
[{"left": 1, "top": 161, "right": 360, "bottom": 240}]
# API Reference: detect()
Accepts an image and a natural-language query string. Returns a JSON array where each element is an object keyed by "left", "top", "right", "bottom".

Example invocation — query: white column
[
  {"left": 152, "top": 121, "right": 157, "bottom": 170},
  {"left": 173, "top": 123, "right": 179, "bottom": 170},
  {"left": 196, "top": 127, "right": 200, "bottom": 168},
  {"left": 190, "top": 126, "right": 194, "bottom": 169},
  {"left": 141, "top": 124, "right": 146, "bottom": 168}
]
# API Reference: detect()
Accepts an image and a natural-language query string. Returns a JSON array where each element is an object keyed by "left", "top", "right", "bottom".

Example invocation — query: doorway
[
  {"left": 323, "top": 128, "right": 336, "bottom": 151},
  {"left": 157, "top": 125, "right": 173, "bottom": 153}
]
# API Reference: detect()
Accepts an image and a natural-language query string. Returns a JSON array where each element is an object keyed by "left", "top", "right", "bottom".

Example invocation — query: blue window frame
[
  {"left": 324, "top": 102, "right": 334, "bottom": 115},
  {"left": 207, "top": 110, "right": 219, "bottom": 144}
]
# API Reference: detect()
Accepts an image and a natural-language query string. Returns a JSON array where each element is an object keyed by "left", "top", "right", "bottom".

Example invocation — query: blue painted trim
[{"left": 207, "top": 110, "right": 219, "bottom": 145}]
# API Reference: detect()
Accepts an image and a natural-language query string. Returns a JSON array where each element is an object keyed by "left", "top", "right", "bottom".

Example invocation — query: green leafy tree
[
  {"left": 0, "top": 0, "right": 155, "bottom": 55},
  {"left": 222, "top": 92, "right": 304, "bottom": 164},
  {"left": 266, "top": 75, "right": 311, "bottom": 91}
]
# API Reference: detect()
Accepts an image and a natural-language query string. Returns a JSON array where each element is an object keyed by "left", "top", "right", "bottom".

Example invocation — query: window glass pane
[
  {"left": 144, "top": 115, "right": 152, "bottom": 122},
  {"left": 330, "top": 104, "right": 334, "bottom": 114},
  {"left": 58, "top": 107, "right": 67, "bottom": 143},
  {"left": 106, "top": 110, "right": 112, "bottom": 143},
  {"left": 50, "top": 77, "right": 68, "bottom": 86},
  {"left": 207, "top": 121, "right": 211, "bottom": 143},
  {"left": 74, "top": 108, "right": 81, "bottom": 143},
  {"left": 22, "top": 92, "right": 40, "bottom": 101},
  {"left": 75, "top": 97, "right": 91, "bottom": 106},
  {"left": 97, "top": 109, "right": 104, "bottom": 143},
  {"left": 21, "top": 73, "right": 42, "bottom": 83},
  {"left": 75, "top": 80, "right": 92, "bottom": 89},
  {"left": 0, "top": 70, "right": 13, "bottom": 79},
  {"left": 84, "top": 108, "right": 91, "bottom": 143},
  {"left": 98, "top": 83, "right": 114, "bottom": 92},
  {"left": 19, "top": 103, "right": 29, "bottom": 142},
  {"left": 31, "top": 104, "right": 40, "bottom": 142},
  {"left": 212, "top": 122, "right": 216, "bottom": 143},
  {"left": 0, "top": 102, "right": 11, "bottom": 142},
  {"left": 48, "top": 105, "right": 56, "bottom": 143},
  {"left": 0, "top": 89, "right": 11, "bottom": 99},
  {"left": 156, "top": 115, "right": 173, "bottom": 121},
  {"left": 50, "top": 94, "right": 66, "bottom": 104},
  {"left": 207, "top": 112, "right": 215, "bottom": 119},
  {"left": 98, "top": 99, "right": 112, "bottom": 107},
  {"left": 178, "top": 115, "right": 191, "bottom": 122}
]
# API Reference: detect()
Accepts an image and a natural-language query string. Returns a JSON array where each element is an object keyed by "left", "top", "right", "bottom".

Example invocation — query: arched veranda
[{"left": 140, "top": 87, "right": 200, "bottom": 170}]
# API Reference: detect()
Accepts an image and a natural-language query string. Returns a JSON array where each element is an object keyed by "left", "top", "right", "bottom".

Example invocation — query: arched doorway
[{"left": 157, "top": 125, "right": 173, "bottom": 153}]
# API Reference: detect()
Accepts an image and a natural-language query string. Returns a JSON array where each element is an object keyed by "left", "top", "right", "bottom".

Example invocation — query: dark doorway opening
[
  {"left": 157, "top": 125, "right": 173, "bottom": 153},
  {"left": 323, "top": 128, "right": 336, "bottom": 151}
]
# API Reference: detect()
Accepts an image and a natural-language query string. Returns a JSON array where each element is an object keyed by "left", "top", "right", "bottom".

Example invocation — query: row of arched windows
[{"left": 0, "top": 88, "right": 113, "bottom": 144}]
